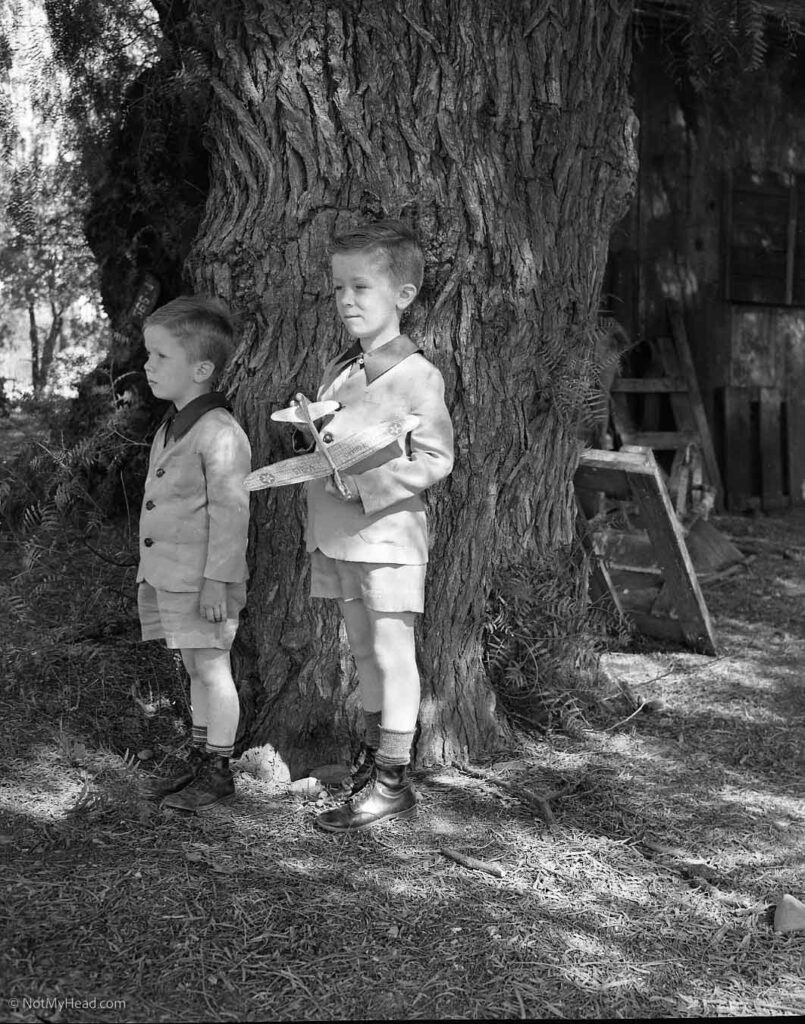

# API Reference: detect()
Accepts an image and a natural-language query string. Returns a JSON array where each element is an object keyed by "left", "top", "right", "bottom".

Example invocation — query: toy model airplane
[
  {"left": 269, "top": 399, "right": 341, "bottom": 424},
  {"left": 244, "top": 394, "right": 416, "bottom": 492}
]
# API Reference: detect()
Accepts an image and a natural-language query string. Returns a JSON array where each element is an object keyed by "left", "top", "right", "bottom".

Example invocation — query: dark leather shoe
[
  {"left": 316, "top": 763, "right": 417, "bottom": 833},
  {"left": 146, "top": 746, "right": 206, "bottom": 799},
  {"left": 161, "top": 756, "right": 235, "bottom": 813}
]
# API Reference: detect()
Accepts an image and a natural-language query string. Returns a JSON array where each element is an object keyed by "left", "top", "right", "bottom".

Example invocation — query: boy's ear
[
  {"left": 194, "top": 360, "right": 216, "bottom": 383},
  {"left": 397, "top": 283, "right": 417, "bottom": 310}
]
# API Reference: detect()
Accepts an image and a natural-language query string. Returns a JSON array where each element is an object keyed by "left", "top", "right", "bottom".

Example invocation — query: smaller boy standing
[
  {"left": 300, "top": 220, "right": 454, "bottom": 833},
  {"left": 137, "top": 296, "right": 251, "bottom": 812}
]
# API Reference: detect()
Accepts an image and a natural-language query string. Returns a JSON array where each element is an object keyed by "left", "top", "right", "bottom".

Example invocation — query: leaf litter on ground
[{"left": 1, "top": 511, "right": 804, "bottom": 1020}]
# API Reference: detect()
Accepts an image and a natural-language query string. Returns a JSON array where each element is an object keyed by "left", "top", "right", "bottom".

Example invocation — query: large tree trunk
[{"left": 187, "top": 0, "right": 637, "bottom": 776}]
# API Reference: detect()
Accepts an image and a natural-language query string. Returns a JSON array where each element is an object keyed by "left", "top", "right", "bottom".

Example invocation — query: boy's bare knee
[
  {"left": 340, "top": 600, "right": 374, "bottom": 660},
  {"left": 186, "top": 647, "right": 232, "bottom": 682},
  {"left": 369, "top": 610, "right": 417, "bottom": 639}
]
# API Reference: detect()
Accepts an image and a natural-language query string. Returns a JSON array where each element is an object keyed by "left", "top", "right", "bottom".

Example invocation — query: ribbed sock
[
  {"left": 363, "top": 710, "right": 382, "bottom": 749},
  {"left": 191, "top": 725, "right": 207, "bottom": 748},
  {"left": 376, "top": 727, "right": 414, "bottom": 767},
  {"left": 206, "top": 741, "right": 234, "bottom": 760}
]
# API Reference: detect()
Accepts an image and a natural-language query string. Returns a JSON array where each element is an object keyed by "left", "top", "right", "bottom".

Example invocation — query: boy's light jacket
[
  {"left": 305, "top": 334, "right": 454, "bottom": 564},
  {"left": 137, "top": 397, "right": 252, "bottom": 593}
]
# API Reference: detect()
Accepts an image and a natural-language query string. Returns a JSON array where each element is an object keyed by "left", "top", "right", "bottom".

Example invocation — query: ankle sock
[
  {"left": 376, "top": 727, "right": 414, "bottom": 767},
  {"left": 191, "top": 725, "right": 207, "bottom": 747},
  {"left": 363, "top": 710, "right": 382, "bottom": 749},
  {"left": 205, "top": 742, "right": 233, "bottom": 764}
]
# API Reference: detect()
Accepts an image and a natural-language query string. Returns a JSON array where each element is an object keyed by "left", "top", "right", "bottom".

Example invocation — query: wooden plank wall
[
  {"left": 783, "top": 316, "right": 805, "bottom": 504},
  {"left": 721, "top": 308, "right": 805, "bottom": 510},
  {"left": 722, "top": 385, "right": 788, "bottom": 510},
  {"left": 602, "top": 37, "right": 805, "bottom": 510}
]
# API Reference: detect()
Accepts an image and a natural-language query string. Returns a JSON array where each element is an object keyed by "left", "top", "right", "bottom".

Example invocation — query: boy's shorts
[
  {"left": 138, "top": 581, "right": 247, "bottom": 650},
  {"left": 310, "top": 551, "right": 425, "bottom": 613}
]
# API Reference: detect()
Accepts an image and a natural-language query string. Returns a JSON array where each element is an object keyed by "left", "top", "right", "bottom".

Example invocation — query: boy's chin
[{"left": 150, "top": 387, "right": 179, "bottom": 404}]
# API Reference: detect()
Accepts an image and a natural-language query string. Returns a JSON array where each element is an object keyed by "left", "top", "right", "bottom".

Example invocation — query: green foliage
[
  {"left": 39, "top": 0, "right": 212, "bottom": 323},
  {"left": 43, "top": 0, "right": 161, "bottom": 147},
  {"left": 650, "top": 0, "right": 800, "bottom": 88},
  {"left": 0, "top": 507, "right": 188, "bottom": 780},
  {"left": 0, "top": 3, "right": 108, "bottom": 392},
  {"left": 1, "top": 153, "right": 100, "bottom": 301},
  {"left": 645, "top": 0, "right": 805, "bottom": 172},
  {"left": 0, "top": 389, "right": 184, "bottom": 764},
  {"left": 0, "top": 385, "right": 151, "bottom": 553},
  {"left": 686, "top": 0, "right": 770, "bottom": 80},
  {"left": 483, "top": 545, "right": 633, "bottom": 734}
]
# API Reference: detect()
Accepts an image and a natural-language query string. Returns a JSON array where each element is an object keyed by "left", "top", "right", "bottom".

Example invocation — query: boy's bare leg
[
  {"left": 339, "top": 603, "right": 419, "bottom": 721},
  {"left": 316, "top": 609, "right": 419, "bottom": 831},
  {"left": 339, "top": 598, "right": 382, "bottom": 713},
  {"left": 190, "top": 648, "right": 240, "bottom": 755},
  {"left": 181, "top": 649, "right": 209, "bottom": 748},
  {"left": 161, "top": 647, "right": 238, "bottom": 811},
  {"left": 367, "top": 610, "right": 419, "bottom": 731}
]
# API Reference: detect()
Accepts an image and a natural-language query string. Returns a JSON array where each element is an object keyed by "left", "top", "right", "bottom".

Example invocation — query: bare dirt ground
[{"left": 0, "top": 422, "right": 803, "bottom": 1021}]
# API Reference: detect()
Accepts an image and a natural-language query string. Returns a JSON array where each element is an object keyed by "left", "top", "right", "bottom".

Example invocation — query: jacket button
[
  {"left": 143, "top": 538, "right": 154, "bottom": 547},
  {"left": 145, "top": 500, "right": 155, "bottom": 510},
  {"left": 156, "top": 468, "right": 165, "bottom": 477},
  {"left": 322, "top": 432, "right": 334, "bottom": 444}
]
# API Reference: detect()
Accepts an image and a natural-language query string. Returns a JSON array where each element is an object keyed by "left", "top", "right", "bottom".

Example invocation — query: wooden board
[
  {"left": 610, "top": 377, "right": 687, "bottom": 393},
  {"left": 784, "top": 323, "right": 805, "bottom": 505},
  {"left": 620, "top": 430, "right": 699, "bottom": 450},
  {"left": 722, "top": 387, "right": 754, "bottom": 510},
  {"left": 760, "top": 387, "right": 785, "bottom": 509},
  {"left": 575, "top": 447, "right": 717, "bottom": 655},
  {"left": 575, "top": 497, "right": 627, "bottom": 626},
  {"left": 666, "top": 304, "right": 725, "bottom": 506}
]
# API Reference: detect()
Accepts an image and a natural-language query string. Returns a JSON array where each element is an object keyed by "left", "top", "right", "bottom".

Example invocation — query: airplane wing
[{"left": 244, "top": 415, "right": 417, "bottom": 491}]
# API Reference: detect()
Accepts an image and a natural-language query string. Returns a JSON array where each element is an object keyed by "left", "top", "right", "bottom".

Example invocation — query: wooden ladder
[
  {"left": 575, "top": 447, "right": 718, "bottom": 655},
  {"left": 609, "top": 303, "right": 723, "bottom": 514}
]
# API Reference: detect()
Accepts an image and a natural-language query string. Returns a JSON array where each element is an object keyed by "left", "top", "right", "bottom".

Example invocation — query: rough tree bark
[
  {"left": 38, "top": 303, "right": 63, "bottom": 391},
  {"left": 186, "top": 0, "right": 638, "bottom": 776},
  {"left": 27, "top": 302, "right": 41, "bottom": 391}
]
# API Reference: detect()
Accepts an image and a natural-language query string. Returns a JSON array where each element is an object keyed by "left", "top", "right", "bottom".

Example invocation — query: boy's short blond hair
[
  {"left": 145, "top": 296, "right": 236, "bottom": 382},
  {"left": 329, "top": 220, "right": 424, "bottom": 291}
]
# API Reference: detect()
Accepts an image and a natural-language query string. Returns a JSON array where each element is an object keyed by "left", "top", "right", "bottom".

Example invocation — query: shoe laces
[
  {"left": 349, "top": 770, "right": 377, "bottom": 808},
  {"left": 191, "top": 758, "right": 227, "bottom": 785}
]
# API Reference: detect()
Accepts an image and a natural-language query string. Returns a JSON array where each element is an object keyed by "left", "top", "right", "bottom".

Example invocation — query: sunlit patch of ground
[{"left": 1, "top": 511, "right": 804, "bottom": 1020}]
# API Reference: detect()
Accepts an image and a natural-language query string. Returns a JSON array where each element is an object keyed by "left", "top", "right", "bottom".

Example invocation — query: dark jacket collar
[
  {"left": 160, "top": 392, "right": 229, "bottom": 445},
  {"left": 328, "top": 334, "right": 421, "bottom": 387}
]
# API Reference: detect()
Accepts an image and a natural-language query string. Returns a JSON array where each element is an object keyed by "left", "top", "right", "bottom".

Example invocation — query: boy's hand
[
  {"left": 324, "top": 474, "right": 360, "bottom": 502},
  {"left": 200, "top": 579, "right": 228, "bottom": 622}
]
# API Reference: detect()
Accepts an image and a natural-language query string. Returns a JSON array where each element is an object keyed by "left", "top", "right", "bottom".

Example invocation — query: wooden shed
[{"left": 605, "top": 2, "right": 805, "bottom": 511}]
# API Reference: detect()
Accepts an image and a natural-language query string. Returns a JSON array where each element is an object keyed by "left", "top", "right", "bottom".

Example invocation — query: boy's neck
[
  {"left": 174, "top": 386, "right": 214, "bottom": 410},
  {"left": 359, "top": 327, "right": 402, "bottom": 354}
]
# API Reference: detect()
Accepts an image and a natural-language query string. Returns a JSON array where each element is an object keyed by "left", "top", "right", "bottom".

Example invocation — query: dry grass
[{"left": 1, "top": 512, "right": 804, "bottom": 1021}]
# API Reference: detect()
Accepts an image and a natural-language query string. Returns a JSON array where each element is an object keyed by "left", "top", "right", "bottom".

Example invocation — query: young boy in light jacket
[
  {"left": 137, "top": 296, "right": 251, "bottom": 812},
  {"left": 303, "top": 220, "right": 454, "bottom": 833}
]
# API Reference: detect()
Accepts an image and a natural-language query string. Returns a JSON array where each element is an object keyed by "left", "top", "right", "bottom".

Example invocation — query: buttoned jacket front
[
  {"left": 305, "top": 335, "right": 454, "bottom": 564},
  {"left": 137, "top": 406, "right": 252, "bottom": 592}
]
